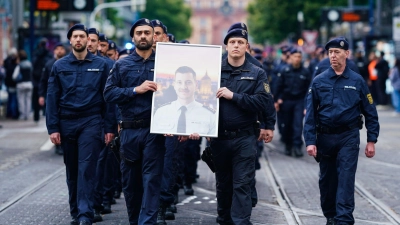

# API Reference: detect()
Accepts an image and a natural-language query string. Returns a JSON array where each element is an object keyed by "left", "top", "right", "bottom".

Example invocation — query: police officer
[
  {"left": 167, "top": 33, "right": 176, "bottom": 43},
  {"left": 46, "top": 24, "right": 115, "bottom": 225},
  {"left": 103, "top": 18, "right": 166, "bottom": 225},
  {"left": 273, "top": 48, "right": 312, "bottom": 157},
  {"left": 98, "top": 33, "right": 109, "bottom": 56},
  {"left": 106, "top": 40, "right": 119, "bottom": 60},
  {"left": 39, "top": 43, "right": 66, "bottom": 155},
  {"left": 304, "top": 37, "right": 379, "bottom": 225},
  {"left": 212, "top": 27, "right": 270, "bottom": 225},
  {"left": 118, "top": 48, "right": 133, "bottom": 59},
  {"left": 151, "top": 19, "right": 168, "bottom": 50}
]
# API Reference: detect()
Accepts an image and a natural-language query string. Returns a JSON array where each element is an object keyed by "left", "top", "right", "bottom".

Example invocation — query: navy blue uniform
[
  {"left": 46, "top": 51, "right": 113, "bottom": 223},
  {"left": 304, "top": 66, "right": 379, "bottom": 224},
  {"left": 274, "top": 64, "right": 311, "bottom": 153},
  {"left": 211, "top": 59, "right": 270, "bottom": 225},
  {"left": 103, "top": 49, "right": 165, "bottom": 225}
]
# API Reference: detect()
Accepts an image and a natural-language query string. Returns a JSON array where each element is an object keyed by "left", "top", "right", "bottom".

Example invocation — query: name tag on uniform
[
  {"left": 344, "top": 85, "right": 356, "bottom": 90},
  {"left": 240, "top": 77, "right": 254, "bottom": 80},
  {"left": 88, "top": 69, "right": 100, "bottom": 71},
  {"left": 150, "top": 69, "right": 154, "bottom": 72}
]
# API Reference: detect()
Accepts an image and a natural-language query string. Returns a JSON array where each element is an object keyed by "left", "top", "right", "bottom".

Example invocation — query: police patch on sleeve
[
  {"left": 308, "top": 88, "right": 312, "bottom": 94},
  {"left": 367, "top": 93, "right": 373, "bottom": 104},
  {"left": 263, "top": 83, "right": 270, "bottom": 93}
]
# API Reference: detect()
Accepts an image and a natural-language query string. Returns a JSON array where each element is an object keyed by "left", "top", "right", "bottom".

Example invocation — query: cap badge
[
  {"left": 111, "top": 43, "right": 114, "bottom": 48},
  {"left": 241, "top": 23, "right": 245, "bottom": 28},
  {"left": 242, "top": 30, "right": 246, "bottom": 35},
  {"left": 340, "top": 41, "right": 344, "bottom": 47},
  {"left": 156, "top": 20, "right": 160, "bottom": 25},
  {"left": 145, "top": 19, "right": 150, "bottom": 24}
]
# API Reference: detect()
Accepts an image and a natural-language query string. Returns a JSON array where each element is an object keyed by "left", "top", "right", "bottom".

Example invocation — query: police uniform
[
  {"left": 212, "top": 28, "right": 271, "bottom": 225},
  {"left": 152, "top": 100, "right": 216, "bottom": 135},
  {"left": 273, "top": 48, "right": 312, "bottom": 156},
  {"left": 46, "top": 24, "right": 114, "bottom": 225},
  {"left": 304, "top": 37, "right": 379, "bottom": 225},
  {"left": 313, "top": 57, "right": 360, "bottom": 78},
  {"left": 103, "top": 18, "right": 166, "bottom": 225}
]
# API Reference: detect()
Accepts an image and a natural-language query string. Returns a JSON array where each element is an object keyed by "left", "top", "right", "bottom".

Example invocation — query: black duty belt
[
  {"left": 119, "top": 119, "right": 151, "bottom": 129},
  {"left": 317, "top": 124, "right": 359, "bottom": 134},
  {"left": 59, "top": 111, "right": 100, "bottom": 120},
  {"left": 218, "top": 128, "right": 254, "bottom": 140}
]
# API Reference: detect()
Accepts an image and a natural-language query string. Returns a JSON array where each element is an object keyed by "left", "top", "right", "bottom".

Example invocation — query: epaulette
[
  {"left": 202, "top": 105, "right": 216, "bottom": 114},
  {"left": 158, "top": 101, "right": 172, "bottom": 108}
]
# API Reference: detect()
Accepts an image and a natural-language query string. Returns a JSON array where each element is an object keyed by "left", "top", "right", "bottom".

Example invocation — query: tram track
[{"left": 0, "top": 167, "right": 64, "bottom": 214}]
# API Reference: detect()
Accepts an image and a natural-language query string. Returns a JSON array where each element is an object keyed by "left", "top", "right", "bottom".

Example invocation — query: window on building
[
  {"left": 200, "top": 18, "right": 207, "bottom": 27},
  {"left": 196, "top": 0, "right": 201, "bottom": 8},
  {"left": 200, "top": 33, "right": 207, "bottom": 44}
]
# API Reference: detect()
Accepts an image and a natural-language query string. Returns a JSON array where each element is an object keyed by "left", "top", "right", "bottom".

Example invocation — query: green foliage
[
  {"left": 247, "top": 0, "right": 369, "bottom": 44},
  {"left": 140, "top": 0, "right": 192, "bottom": 41}
]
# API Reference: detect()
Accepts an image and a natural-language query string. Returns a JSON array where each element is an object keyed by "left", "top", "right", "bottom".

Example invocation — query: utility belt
[
  {"left": 59, "top": 110, "right": 101, "bottom": 120},
  {"left": 119, "top": 119, "right": 151, "bottom": 129},
  {"left": 218, "top": 127, "right": 254, "bottom": 140},
  {"left": 317, "top": 115, "right": 363, "bottom": 134}
]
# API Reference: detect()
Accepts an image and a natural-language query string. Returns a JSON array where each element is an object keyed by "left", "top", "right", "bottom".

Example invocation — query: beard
[
  {"left": 134, "top": 38, "right": 153, "bottom": 50},
  {"left": 73, "top": 44, "right": 87, "bottom": 53}
]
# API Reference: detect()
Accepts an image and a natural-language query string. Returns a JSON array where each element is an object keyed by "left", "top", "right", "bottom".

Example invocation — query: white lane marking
[
  {"left": 194, "top": 201, "right": 202, "bottom": 204},
  {"left": 202, "top": 197, "right": 209, "bottom": 200},
  {"left": 209, "top": 200, "right": 216, "bottom": 204},
  {"left": 177, "top": 196, "right": 197, "bottom": 205},
  {"left": 40, "top": 139, "right": 54, "bottom": 151}
]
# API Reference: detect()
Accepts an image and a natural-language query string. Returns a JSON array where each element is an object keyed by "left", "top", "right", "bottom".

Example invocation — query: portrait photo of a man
[{"left": 150, "top": 43, "right": 221, "bottom": 137}]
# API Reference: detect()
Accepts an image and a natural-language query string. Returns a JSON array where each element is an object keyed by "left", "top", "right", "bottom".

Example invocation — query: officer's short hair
[{"left": 175, "top": 66, "right": 196, "bottom": 80}]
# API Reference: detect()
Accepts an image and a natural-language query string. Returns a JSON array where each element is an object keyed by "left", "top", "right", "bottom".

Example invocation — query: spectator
[
  {"left": 3, "top": 48, "right": 19, "bottom": 119},
  {"left": 13, "top": 50, "right": 33, "bottom": 120},
  {"left": 375, "top": 51, "right": 390, "bottom": 105},
  {"left": 389, "top": 58, "right": 400, "bottom": 116}
]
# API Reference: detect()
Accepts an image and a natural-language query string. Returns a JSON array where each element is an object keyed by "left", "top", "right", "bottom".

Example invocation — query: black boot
[
  {"left": 165, "top": 205, "right": 175, "bottom": 220},
  {"left": 93, "top": 209, "right": 103, "bottom": 222},
  {"left": 101, "top": 203, "right": 112, "bottom": 214},
  {"left": 294, "top": 146, "right": 303, "bottom": 157},
  {"left": 70, "top": 217, "right": 78, "bottom": 225},
  {"left": 326, "top": 218, "right": 336, "bottom": 225},
  {"left": 183, "top": 183, "right": 194, "bottom": 195},
  {"left": 114, "top": 190, "right": 121, "bottom": 199},
  {"left": 170, "top": 203, "right": 177, "bottom": 213},
  {"left": 157, "top": 206, "right": 167, "bottom": 225},
  {"left": 284, "top": 145, "right": 292, "bottom": 156}
]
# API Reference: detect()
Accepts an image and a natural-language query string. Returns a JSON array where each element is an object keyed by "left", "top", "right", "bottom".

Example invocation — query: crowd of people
[{"left": 0, "top": 16, "right": 392, "bottom": 225}]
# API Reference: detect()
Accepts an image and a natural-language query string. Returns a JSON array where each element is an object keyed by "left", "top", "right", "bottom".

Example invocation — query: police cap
[
  {"left": 324, "top": 37, "right": 349, "bottom": 51},
  {"left": 67, "top": 24, "right": 88, "bottom": 39},
  {"left": 223, "top": 28, "right": 248, "bottom": 45},
  {"left": 99, "top": 33, "right": 108, "bottom": 42},
  {"left": 118, "top": 48, "right": 133, "bottom": 57},
  {"left": 227, "top": 22, "right": 247, "bottom": 32},
  {"left": 254, "top": 54, "right": 263, "bottom": 60},
  {"left": 179, "top": 39, "right": 190, "bottom": 44},
  {"left": 88, "top": 28, "right": 99, "bottom": 37},
  {"left": 151, "top": 19, "right": 167, "bottom": 34},
  {"left": 290, "top": 48, "right": 302, "bottom": 55},
  {"left": 130, "top": 18, "right": 153, "bottom": 38},
  {"left": 53, "top": 42, "right": 65, "bottom": 50},
  {"left": 108, "top": 40, "right": 118, "bottom": 50},
  {"left": 280, "top": 45, "right": 290, "bottom": 53},
  {"left": 168, "top": 33, "right": 176, "bottom": 43}
]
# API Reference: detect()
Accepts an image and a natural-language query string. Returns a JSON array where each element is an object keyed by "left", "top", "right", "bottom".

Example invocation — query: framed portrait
[{"left": 150, "top": 42, "right": 222, "bottom": 137}]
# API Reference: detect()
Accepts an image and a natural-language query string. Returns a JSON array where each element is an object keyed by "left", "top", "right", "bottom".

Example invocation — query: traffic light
[{"left": 36, "top": 0, "right": 95, "bottom": 12}]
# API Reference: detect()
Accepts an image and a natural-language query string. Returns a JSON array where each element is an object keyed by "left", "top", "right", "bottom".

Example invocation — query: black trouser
[
  {"left": 211, "top": 135, "right": 256, "bottom": 225},
  {"left": 184, "top": 139, "right": 201, "bottom": 185},
  {"left": 32, "top": 86, "right": 41, "bottom": 122}
]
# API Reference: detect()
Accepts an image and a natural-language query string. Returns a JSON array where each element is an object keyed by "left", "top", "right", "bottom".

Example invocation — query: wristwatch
[{"left": 133, "top": 87, "right": 137, "bottom": 95}]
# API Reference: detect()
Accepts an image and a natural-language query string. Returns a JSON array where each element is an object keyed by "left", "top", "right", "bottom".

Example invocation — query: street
[{"left": 0, "top": 107, "right": 399, "bottom": 225}]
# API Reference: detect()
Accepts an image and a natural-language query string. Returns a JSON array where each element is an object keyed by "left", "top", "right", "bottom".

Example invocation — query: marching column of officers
[{"left": 42, "top": 17, "right": 379, "bottom": 225}]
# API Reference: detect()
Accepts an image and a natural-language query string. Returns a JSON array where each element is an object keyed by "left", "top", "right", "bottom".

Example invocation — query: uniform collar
[
  {"left": 172, "top": 100, "right": 198, "bottom": 111},
  {"left": 131, "top": 49, "right": 155, "bottom": 62},
  {"left": 328, "top": 66, "right": 350, "bottom": 79},
  {"left": 67, "top": 51, "right": 94, "bottom": 63},
  {"left": 221, "top": 58, "right": 250, "bottom": 72}
]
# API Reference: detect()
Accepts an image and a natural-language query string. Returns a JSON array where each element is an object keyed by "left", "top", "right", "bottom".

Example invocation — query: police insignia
[
  {"left": 308, "top": 88, "right": 312, "bottom": 93},
  {"left": 241, "top": 23, "right": 245, "bottom": 28},
  {"left": 367, "top": 93, "right": 373, "bottom": 104},
  {"left": 263, "top": 83, "right": 270, "bottom": 93},
  {"left": 145, "top": 19, "right": 150, "bottom": 23},
  {"left": 156, "top": 20, "right": 160, "bottom": 25},
  {"left": 340, "top": 41, "right": 344, "bottom": 47}
]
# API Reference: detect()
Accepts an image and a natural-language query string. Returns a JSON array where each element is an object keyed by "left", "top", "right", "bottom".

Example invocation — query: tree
[
  {"left": 140, "top": 0, "right": 192, "bottom": 41},
  {"left": 247, "top": 0, "right": 369, "bottom": 44}
]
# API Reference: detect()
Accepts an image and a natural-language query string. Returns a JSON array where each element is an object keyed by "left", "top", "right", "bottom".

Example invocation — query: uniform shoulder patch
[
  {"left": 202, "top": 105, "right": 216, "bottom": 114},
  {"left": 367, "top": 93, "right": 373, "bottom": 104},
  {"left": 263, "top": 82, "right": 270, "bottom": 93}
]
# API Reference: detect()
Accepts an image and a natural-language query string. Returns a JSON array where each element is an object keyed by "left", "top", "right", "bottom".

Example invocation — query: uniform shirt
[
  {"left": 219, "top": 59, "right": 270, "bottom": 131},
  {"left": 304, "top": 66, "right": 380, "bottom": 146},
  {"left": 151, "top": 100, "right": 216, "bottom": 136},
  {"left": 46, "top": 51, "right": 112, "bottom": 134},
  {"left": 103, "top": 49, "right": 155, "bottom": 120},
  {"left": 273, "top": 64, "right": 312, "bottom": 101}
]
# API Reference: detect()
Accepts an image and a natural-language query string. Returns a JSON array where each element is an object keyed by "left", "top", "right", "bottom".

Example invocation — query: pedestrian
[
  {"left": 46, "top": 24, "right": 115, "bottom": 225},
  {"left": 32, "top": 38, "right": 52, "bottom": 123},
  {"left": 273, "top": 48, "right": 312, "bottom": 157},
  {"left": 103, "top": 18, "right": 167, "bottom": 225},
  {"left": 304, "top": 37, "right": 380, "bottom": 225},
  {"left": 13, "top": 50, "right": 33, "bottom": 121},
  {"left": 389, "top": 57, "right": 400, "bottom": 116},
  {"left": 211, "top": 27, "right": 271, "bottom": 225},
  {"left": 3, "top": 48, "right": 19, "bottom": 119},
  {"left": 375, "top": 51, "right": 390, "bottom": 106}
]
